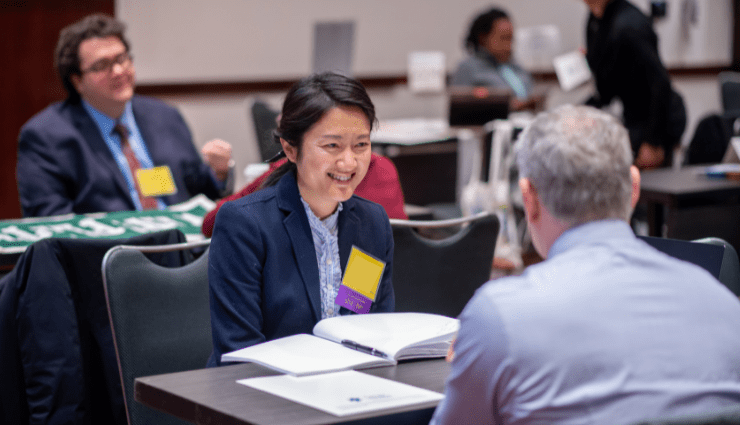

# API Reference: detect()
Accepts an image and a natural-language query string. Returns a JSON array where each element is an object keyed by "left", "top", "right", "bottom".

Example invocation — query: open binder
[{"left": 221, "top": 312, "right": 459, "bottom": 376}]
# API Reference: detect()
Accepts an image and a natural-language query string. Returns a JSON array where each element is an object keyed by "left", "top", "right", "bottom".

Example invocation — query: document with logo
[
  {"left": 221, "top": 312, "right": 459, "bottom": 376},
  {"left": 238, "top": 370, "right": 444, "bottom": 417}
]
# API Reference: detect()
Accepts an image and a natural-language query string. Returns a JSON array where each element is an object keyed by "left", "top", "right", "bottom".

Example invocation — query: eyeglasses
[{"left": 80, "top": 52, "right": 133, "bottom": 74}]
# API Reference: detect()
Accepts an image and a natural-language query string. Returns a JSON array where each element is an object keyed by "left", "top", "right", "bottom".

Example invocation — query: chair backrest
[
  {"left": 390, "top": 212, "right": 499, "bottom": 318},
  {"left": 719, "top": 71, "right": 740, "bottom": 114},
  {"left": 693, "top": 237, "right": 740, "bottom": 297},
  {"left": 685, "top": 113, "right": 733, "bottom": 165},
  {"left": 102, "top": 240, "right": 212, "bottom": 425},
  {"left": 638, "top": 235, "right": 725, "bottom": 280},
  {"left": 250, "top": 99, "right": 282, "bottom": 162}
]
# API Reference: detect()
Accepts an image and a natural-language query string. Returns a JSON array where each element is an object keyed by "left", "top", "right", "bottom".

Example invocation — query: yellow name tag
[
  {"left": 136, "top": 166, "right": 177, "bottom": 197},
  {"left": 342, "top": 246, "right": 385, "bottom": 301}
]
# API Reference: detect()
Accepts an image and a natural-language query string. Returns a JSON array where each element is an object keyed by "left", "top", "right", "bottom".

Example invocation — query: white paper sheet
[
  {"left": 371, "top": 118, "right": 451, "bottom": 145},
  {"left": 552, "top": 50, "right": 592, "bottom": 92},
  {"left": 408, "top": 51, "right": 446, "bottom": 93},
  {"left": 238, "top": 370, "right": 444, "bottom": 417}
]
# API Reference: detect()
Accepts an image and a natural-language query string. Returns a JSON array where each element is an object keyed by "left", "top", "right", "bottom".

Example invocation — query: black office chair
[
  {"left": 102, "top": 240, "right": 212, "bottom": 425},
  {"left": 390, "top": 212, "right": 499, "bottom": 318},
  {"left": 684, "top": 112, "right": 736, "bottom": 165},
  {"left": 719, "top": 71, "right": 740, "bottom": 115},
  {"left": 0, "top": 229, "right": 191, "bottom": 425},
  {"left": 250, "top": 99, "right": 282, "bottom": 162},
  {"left": 693, "top": 237, "right": 740, "bottom": 297}
]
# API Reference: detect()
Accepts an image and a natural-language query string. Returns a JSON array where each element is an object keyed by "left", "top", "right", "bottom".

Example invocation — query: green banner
[{"left": 0, "top": 195, "right": 215, "bottom": 254}]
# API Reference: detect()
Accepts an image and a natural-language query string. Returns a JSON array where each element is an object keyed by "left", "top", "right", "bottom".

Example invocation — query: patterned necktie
[
  {"left": 499, "top": 64, "right": 528, "bottom": 99},
  {"left": 112, "top": 123, "right": 158, "bottom": 210}
]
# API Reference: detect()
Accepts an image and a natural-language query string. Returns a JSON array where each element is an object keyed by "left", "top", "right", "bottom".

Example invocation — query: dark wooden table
[
  {"left": 638, "top": 165, "right": 740, "bottom": 249},
  {"left": 135, "top": 359, "right": 450, "bottom": 425}
]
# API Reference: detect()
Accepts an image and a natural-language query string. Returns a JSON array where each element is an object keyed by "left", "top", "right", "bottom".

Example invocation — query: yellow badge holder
[{"left": 136, "top": 165, "right": 178, "bottom": 197}]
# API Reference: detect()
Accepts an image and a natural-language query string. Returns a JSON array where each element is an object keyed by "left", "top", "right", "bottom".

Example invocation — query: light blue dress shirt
[
  {"left": 301, "top": 198, "right": 343, "bottom": 319},
  {"left": 432, "top": 219, "right": 740, "bottom": 425},
  {"left": 82, "top": 101, "right": 166, "bottom": 210}
]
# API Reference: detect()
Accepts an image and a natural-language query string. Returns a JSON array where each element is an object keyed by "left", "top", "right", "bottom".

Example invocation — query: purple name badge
[{"left": 336, "top": 285, "right": 372, "bottom": 314}]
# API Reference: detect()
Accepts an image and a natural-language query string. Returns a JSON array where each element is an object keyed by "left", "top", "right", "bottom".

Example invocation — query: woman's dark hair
[
  {"left": 261, "top": 72, "right": 376, "bottom": 188},
  {"left": 464, "top": 7, "right": 510, "bottom": 53},
  {"left": 55, "top": 14, "right": 130, "bottom": 103}
]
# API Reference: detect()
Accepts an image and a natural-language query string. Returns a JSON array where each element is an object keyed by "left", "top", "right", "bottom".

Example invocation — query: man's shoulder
[
  {"left": 23, "top": 101, "right": 73, "bottom": 126},
  {"left": 470, "top": 239, "right": 622, "bottom": 308},
  {"left": 129, "top": 95, "right": 191, "bottom": 142},
  {"left": 131, "top": 95, "right": 180, "bottom": 115},
  {"left": 475, "top": 272, "right": 538, "bottom": 303},
  {"left": 479, "top": 235, "right": 727, "bottom": 306},
  {"left": 609, "top": 0, "right": 653, "bottom": 40},
  {"left": 20, "top": 101, "right": 82, "bottom": 141}
]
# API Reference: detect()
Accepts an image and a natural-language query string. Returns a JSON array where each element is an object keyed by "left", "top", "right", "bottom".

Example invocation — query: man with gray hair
[{"left": 431, "top": 105, "right": 740, "bottom": 425}]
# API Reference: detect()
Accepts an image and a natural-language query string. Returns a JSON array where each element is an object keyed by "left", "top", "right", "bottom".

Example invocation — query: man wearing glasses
[{"left": 17, "top": 14, "right": 233, "bottom": 217}]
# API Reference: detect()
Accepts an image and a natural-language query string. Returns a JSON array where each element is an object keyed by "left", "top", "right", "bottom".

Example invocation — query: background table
[
  {"left": 135, "top": 359, "right": 450, "bottom": 425},
  {"left": 370, "top": 119, "right": 482, "bottom": 210},
  {"left": 638, "top": 165, "right": 740, "bottom": 249}
]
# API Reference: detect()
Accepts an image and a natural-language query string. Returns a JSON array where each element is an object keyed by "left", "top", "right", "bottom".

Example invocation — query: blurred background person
[
  {"left": 17, "top": 14, "right": 233, "bottom": 218},
  {"left": 451, "top": 6, "right": 543, "bottom": 111},
  {"left": 584, "top": 0, "right": 686, "bottom": 168}
]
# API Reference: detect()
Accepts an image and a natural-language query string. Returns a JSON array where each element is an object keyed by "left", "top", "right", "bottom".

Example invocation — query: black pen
[{"left": 341, "top": 339, "right": 389, "bottom": 359}]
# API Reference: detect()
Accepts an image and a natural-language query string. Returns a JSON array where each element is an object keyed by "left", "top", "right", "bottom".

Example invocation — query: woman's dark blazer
[{"left": 207, "top": 171, "right": 395, "bottom": 366}]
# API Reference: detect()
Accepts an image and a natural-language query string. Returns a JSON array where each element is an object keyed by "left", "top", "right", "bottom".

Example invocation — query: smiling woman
[
  {"left": 283, "top": 105, "right": 372, "bottom": 219},
  {"left": 450, "top": 7, "right": 541, "bottom": 111},
  {"left": 207, "top": 72, "right": 395, "bottom": 367}
]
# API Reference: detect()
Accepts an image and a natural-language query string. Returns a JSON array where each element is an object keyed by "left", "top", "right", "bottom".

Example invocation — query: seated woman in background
[
  {"left": 200, "top": 152, "right": 407, "bottom": 237},
  {"left": 451, "top": 7, "right": 542, "bottom": 111},
  {"left": 207, "top": 72, "right": 395, "bottom": 366}
]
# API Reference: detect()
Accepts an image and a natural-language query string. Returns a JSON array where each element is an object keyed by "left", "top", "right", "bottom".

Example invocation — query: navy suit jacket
[
  {"left": 17, "top": 95, "right": 220, "bottom": 217},
  {"left": 207, "top": 171, "right": 395, "bottom": 366}
]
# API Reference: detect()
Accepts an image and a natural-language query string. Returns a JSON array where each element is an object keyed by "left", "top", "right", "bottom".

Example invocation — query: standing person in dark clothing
[{"left": 584, "top": 0, "right": 686, "bottom": 168}]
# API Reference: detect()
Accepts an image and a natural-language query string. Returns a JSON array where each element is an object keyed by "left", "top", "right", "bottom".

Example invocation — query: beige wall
[
  {"left": 160, "top": 75, "right": 720, "bottom": 190},
  {"left": 119, "top": 0, "right": 731, "bottom": 82},
  {"left": 122, "top": 0, "right": 731, "bottom": 188}
]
